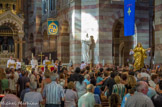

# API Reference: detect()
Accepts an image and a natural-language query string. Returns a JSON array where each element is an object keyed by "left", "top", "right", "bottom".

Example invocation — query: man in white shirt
[
  {"left": 43, "top": 56, "right": 50, "bottom": 72},
  {"left": 7, "top": 56, "right": 15, "bottom": 69},
  {"left": 31, "top": 57, "right": 38, "bottom": 73},
  {"left": 80, "top": 61, "right": 86, "bottom": 70},
  {"left": 31, "top": 57, "right": 38, "bottom": 69},
  {"left": 16, "top": 59, "right": 21, "bottom": 70},
  {"left": 43, "top": 56, "right": 50, "bottom": 66}
]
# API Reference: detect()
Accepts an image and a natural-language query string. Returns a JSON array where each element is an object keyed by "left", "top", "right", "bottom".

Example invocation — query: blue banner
[
  {"left": 48, "top": 20, "right": 59, "bottom": 35},
  {"left": 124, "top": 0, "right": 135, "bottom": 36}
]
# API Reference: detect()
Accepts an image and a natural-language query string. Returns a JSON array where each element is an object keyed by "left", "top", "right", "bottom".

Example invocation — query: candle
[
  {"left": 52, "top": 60, "right": 54, "bottom": 64},
  {"left": 49, "top": 53, "right": 51, "bottom": 60},
  {"left": 32, "top": 53, "right": 33, "bottom": 59}
]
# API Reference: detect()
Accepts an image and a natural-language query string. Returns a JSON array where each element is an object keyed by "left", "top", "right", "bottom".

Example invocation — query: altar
[{"left": 0, "top": 51, "right": 15, "bottom": 68}]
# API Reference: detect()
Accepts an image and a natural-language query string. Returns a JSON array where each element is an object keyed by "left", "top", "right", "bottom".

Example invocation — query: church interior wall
[
  {"left": 81, "top": 0, "right": 99, "bottom": 65},
  {"left": 98, "top": 0, "right": 150, "bottom": 66},
  {"left": 23, "top": 0, "right": 158, "bottom": 66},
  {"left": 154, "top": 0, "right": 162, "bottom": 64}
]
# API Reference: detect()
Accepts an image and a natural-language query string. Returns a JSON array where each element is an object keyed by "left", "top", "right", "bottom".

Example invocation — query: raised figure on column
[{"left": 130, "top": 43, "right": 151, "bottom": 70}]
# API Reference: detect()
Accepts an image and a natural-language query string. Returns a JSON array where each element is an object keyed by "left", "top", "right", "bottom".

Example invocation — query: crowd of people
[{"left": 0, "top": 58, "right": 162, "bottom": 107}]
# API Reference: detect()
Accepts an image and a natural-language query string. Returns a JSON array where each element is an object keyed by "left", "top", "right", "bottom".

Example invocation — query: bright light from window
[
  {"left": 81, "top": 12, "right": 98, "bottom": 43},
  {"left": 72, "top": 9, "right": 75, "bottom": 38}
]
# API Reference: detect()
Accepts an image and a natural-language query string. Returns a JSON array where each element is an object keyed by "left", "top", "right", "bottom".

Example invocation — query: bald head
[
  {"left": 86, "top": 84, "right": 94, "bottom": 92},
  {"left": 136, "top": 81, "right": 148, "bottom": 95}
]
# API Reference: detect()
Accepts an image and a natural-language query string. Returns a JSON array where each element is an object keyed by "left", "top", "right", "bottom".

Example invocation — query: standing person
[
  {"left": 43, "top": 73, "right": 64, "bottom": 107},
  {"left": 1, "top": 72, "right": 9, "bottom": 93},
  {"left": 8, "top": 68, "right": 17, "bottom": 94},
  {"left": 80, "top": 61, "right": 86, "bottom": 70},
  {"left": 84, "top": 74, "right": 90, "bottom": 85},
  {"left": 37, "top": 70, "right": 43, "bottom": 87},
  {"left": 17, "top": 71, "right": 30, "bottom": 96},
  {"left": 149, "top": 74, "right": 159, "bottom": 88},
  {"left": 20, "top": 82, "right": 30, "bottom": 101},
  {"left": 16, "top": 59, "right": 21, "bottom": 70},
  {"left": 121, "top": 88, "right": 135, "bottom": 107},
  {"left": 96, "top": 72, "right": 103, "bottom": 88},
  {"left": 68, "top": 67, "right": 83, "bottom": 82},
  {"left": 64, "top": 82, "right": 78, "bottom": 107},
  {"left": 75, "top": 75, "right": 87, "bottom": 98},
  {"left": 151, "top": 80, "right": 162, "bottom": 107},
  {"left": 43, "top": 56, "right": 50, "bottom": 72},
  {"left": 58, "top": 61, "right": 62, "bottom": 74},
  {"left": 125, "top": 81, "right": 154, "bottom": 107},
  {"left": 54, "top": 59, "right": 59, "bottom": 69},
  {"left": 41, "top": 72, "right": 51, "bottom": 94},
  {"left": 31, "top": 57, "right": 38, "bottom": 73},
  {"left": 43, "top": 56, "right": 50, "bottom": 66},
  {"left": 112, "top": 76, "right": 126, "bottom": 100},
  {"left": 24, "top": 84, "right": 43, "bottom": 107},
  {"left": 7, "top": 56, "right": 15, "bottom": 69},
  {"left": 29, "top": 70, "right": 37, "bottom": 91},
  {"left": 78, "top": 84, "right": 95, "bottom": 107},
  {"left": 105, "top": 72, "right": 116, "bottom": 97}
]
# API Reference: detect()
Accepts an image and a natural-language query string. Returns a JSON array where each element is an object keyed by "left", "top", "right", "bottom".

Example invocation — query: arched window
[
  {"left": 42, "top": 0, "right": 47, "bottom": 14},
  {"left": 49, "top": 0, "right": 56, "bottom": 11}
]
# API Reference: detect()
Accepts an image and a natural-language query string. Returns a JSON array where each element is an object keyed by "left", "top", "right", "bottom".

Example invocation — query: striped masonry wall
[
  {"left": 69, "top": 0, "right": 82, "bottom": 66},
  {"left": 81, "top": 0, "right": 99, "bottom": 64},
  {"left": 35, "top": 0, "right": 43, "bottom": 54},
  {"left": 25, "top": 0, "right": 36, "bottom": 58},
  {"left": 57, "top": 21, "right": 70, "bottom": 63},
  {"left": 154, "top": 1, "right": 162, "bottom": 64},
  {"left": 98, "top": 0, "right": 150, "bottom": 66},
  {"left": 25, "top": 0, "right": 152, "bottom": 66}
]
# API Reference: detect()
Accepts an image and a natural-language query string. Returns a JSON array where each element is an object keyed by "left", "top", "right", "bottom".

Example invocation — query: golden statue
[{"left": 130, "top": 43, "right": 151, "bottom": 70}]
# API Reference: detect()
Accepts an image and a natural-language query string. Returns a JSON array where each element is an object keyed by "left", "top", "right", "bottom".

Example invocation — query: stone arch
[
  {"left": 112, "top": 18, "right": 134, "bottom": 66},
  {"left": 0, "top": 11, "right": 24, "bottom": 66},
  {"left": 57, "top": 20, "right": 70, "bottom": 63},
  {"left": 119, "top": 42, "right": 125, "bottom": 66}
]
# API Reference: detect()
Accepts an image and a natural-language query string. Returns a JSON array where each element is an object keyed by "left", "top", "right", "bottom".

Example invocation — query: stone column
[
  {"left": 19, "top": 38, "right": 23, "bottom": 61},
  {"left": 14, "top": 40, "right": 18, "bottom": 58},
  {"left": 154, "top": 1, "right": 162, "bottom": 64},
  {"left": 18, "top": 32, "right": 24, "bottom": 61}
]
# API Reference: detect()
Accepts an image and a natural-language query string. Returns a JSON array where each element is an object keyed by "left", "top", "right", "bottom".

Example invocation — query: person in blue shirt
[
  {"left": 90, "top": 78, "right": 101, "bottom": 97},
  {"left": 121, "top": 88, "right": 135, "bottom": 107},
  {"left": 84, "top": 74, "right": 90, "bottom": 85},
  {"left": 96, "top": 72, "right": 103, "bottom": 88}
]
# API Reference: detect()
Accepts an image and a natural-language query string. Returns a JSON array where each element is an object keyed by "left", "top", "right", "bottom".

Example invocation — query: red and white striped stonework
[
  {"left": 24, "top": 0, "right": 152, "bottom": 66},
  {"left": 154, "top": 1, "right": 162, "bottom": 64}
]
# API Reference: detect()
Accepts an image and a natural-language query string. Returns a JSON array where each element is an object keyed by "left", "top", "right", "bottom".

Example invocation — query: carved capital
[{"left": 18, "top": 31, "right": 24, "bottom": 38}]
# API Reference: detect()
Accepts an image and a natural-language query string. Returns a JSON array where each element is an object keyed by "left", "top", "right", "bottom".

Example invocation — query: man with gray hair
[
  {"left": 43, "top": 73, "right": 64, "bottom": 107},
  {"left": 78, "top": 84, "right": 102, "bottom": 107},
  {"left": 23, "top": 83, "right": 43, "bottom": 107},
  {"left": 125, "top": 81, "right": 154, "bottom": 107},
  {"left": 84, "top": 74, "right": 90, "bottom": 85}
]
